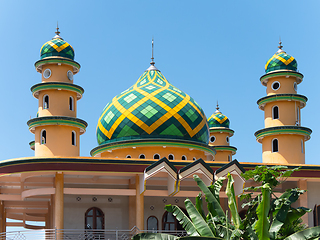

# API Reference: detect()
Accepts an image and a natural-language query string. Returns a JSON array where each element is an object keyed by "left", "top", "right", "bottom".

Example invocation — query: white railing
[{"left": 0, "top": 227, "right": 188, "bottom": 240}]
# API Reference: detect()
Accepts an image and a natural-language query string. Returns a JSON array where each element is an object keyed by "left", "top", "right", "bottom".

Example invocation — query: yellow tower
[
  {"left": 28, "top": 27, "right": 87, "bottom": 157},
  {"left": 255, "top": 41, "right": 311, "bottom": 164},
  {"left": 207, "top": 104, "right": 236, "bottom": 162}
]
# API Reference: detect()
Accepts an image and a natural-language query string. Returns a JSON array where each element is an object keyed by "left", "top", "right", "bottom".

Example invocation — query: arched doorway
[
  {"left": 85, "top": 207, "right": 105, "bottom": 229},
  {"left": 162, "top": 208, "right": 187, "bottom": 231}
]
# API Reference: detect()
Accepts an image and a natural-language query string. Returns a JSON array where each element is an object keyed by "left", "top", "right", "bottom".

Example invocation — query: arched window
[
  {"left": 153, "top": 154, "right": 160, "bottom": 159},
  {"left": 301, "top": 139, "right": 304, "bottom": 153},
  {"left": 43, "top": 95, "right": 49, "bottom": 109},
  {"left": 272, "top": 106, "right": 279, "bottom": 119},
  {"left": 85, "top": 207, "right": 104, "bottom": 230},
  {"left": 272, "top": 139, "right": 278, "bottom": 152},
  {"left": 297, "top": 107, "right": 300, "bottom": 124},
  {"left": 168, "top": 154, "right": 174, "bottom": 160},
  {"left": 41, "top": 130, "right": 46, "bottom": 144},
  {"left": 193, "top": 157, "right": 196, "bottom": 160},
  {"left": 139, "top": 154, "right": 145, "bottom": 159},
  {"left": 126, "top": 155, "right": 131, "bottom": 158},
  {"left": 147, "top": 216, "right": 158, "bottom": 230},
  {"left": 69, "top": 96, "right": 74, "bottom": 111},
  {"left": 72, "top": 131, "right": 76, "bottom": 146},
  {"left": 181, "top": 155, "right": 187, "bottom": 160},
  {"left": 228, "top": 155, "right": 231, "bottom": 162}
]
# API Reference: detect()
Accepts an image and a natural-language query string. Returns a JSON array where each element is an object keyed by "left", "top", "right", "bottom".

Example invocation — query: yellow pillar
[
  {"left": 298, "top": 179, "right": 308, "bottom": 225},
  {"left": 54, "top": 172, "right": 64, "bottom": 231},
  {"left": 129, "top": 178, "right": 136, "bottom": 229},
  {"left": 135, "top": 175, "right": 144, "bottom": 230}
]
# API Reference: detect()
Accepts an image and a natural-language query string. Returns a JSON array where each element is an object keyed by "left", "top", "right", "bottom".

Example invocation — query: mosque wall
[
  {"left": 64, "top": 195, "right": 129, "bottom": 229},
  {"left": 266, "top": 76, "right": 297, "bottom": 95},
  {"left": 307, "top": 182, "right": 320, "bottom": 227},
  {"left": 41, "top": 64, "right": 74, "bottom": 83}
]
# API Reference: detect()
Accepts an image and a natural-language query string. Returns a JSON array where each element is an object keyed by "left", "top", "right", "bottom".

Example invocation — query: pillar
[
  {"left": 0, "top": 201, "right": 5, "bottom": 233},
  {"left": 298, "top": 179, "right": 308, "bottom": 225},
  {"left": 135, "top": 175, "right": 144, "bottom": 230},
  {"left": 54, "top": 172, "right": 64, "bottom": 230},
  {"left": 129, "top": 178, "right": 136, "bottom": 229}
]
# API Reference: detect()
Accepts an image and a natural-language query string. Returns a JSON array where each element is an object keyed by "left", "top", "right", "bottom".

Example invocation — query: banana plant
[{"left": 132, "top": 166, "right": 320, "bottom": 240}]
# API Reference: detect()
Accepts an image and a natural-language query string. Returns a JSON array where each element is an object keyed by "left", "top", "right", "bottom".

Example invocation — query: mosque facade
[{"left": 0, "top": 29, "right": 320, "bottom": 236}]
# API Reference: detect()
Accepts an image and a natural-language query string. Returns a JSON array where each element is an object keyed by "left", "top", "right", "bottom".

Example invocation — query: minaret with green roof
[
  {"left": 27, "top": 27, "right": 87, "bottom": 157},
  {"left": 254, "top": 41, "right": 311, "bottom": 164},
  {"left": 207, "top": 104, "right": 237, "bottom": 162}
]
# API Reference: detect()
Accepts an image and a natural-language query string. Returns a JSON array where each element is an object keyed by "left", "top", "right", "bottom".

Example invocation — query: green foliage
[{"left": 132, "top": 165, "right": 319, "bottom": 240}]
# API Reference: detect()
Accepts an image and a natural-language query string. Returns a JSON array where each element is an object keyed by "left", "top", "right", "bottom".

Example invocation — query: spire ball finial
[
  {"left": 278, "top": 36, "right": 283, "bottom": 50},
  {"left": 150, "top": 38, "right": 155, "bottom": 66},
  {"left": 216, "top": 101, "right": 219, "bottom": 110},
  {"left": 55, "top": 22, "right": 60, "bottom": 36}
]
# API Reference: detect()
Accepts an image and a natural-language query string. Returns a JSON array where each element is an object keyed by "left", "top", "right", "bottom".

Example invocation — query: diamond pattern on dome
[
  {"left": 265, "top": 52, "right": 297, "bottom": 73},
  {"left": 208, "top": 111, "right": 230, "bottom": 128},
  {"left": 40, "top": 38, "right": 75, "bottom": 60},
  {"left": 97, "top": 70, "right": 209, "bottom": 144}
]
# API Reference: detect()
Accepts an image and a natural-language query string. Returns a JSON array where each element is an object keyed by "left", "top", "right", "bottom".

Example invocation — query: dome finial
[
  {"left": 276, "top": 37, "right": 284, "bottom": 53},
  {"left": 146, "top": 38, "right": 159, "bottom": 71},
  {"left": 215, "top": 101, "right": 221, "bottom": 113},
  {"left": 53, "top": 22, "right": 63, "bottom": 40},
  {"left": 150, "top": 38, "right": 155, "bottom": 66},
  {"left": 55, "top": 22, "right": 60, "bottom": 36}
]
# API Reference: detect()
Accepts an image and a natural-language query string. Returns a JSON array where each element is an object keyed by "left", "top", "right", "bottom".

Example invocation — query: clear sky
[{"left": 0, "top": 1, "right": 320, "bottom": 165}]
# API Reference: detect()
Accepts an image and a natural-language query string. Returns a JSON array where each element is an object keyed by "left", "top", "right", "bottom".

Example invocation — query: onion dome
[
  {"left": 40, "top": 27, "right": 75, "bottom": 60},
  {"left": 265, "top": 41, "right": 297, "bottom": 74},
  {"left": 96, "top": 65, "right": 209, "bottom": 145},
  {"left": 208, "top": 105, "right": 230, "bottom": 128}
]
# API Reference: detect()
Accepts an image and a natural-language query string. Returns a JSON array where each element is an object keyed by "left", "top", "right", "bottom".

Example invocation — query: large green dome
[
  {"left": 40, "top": 34, "right": 75, "bottom": 60},
  {"left": 265, "top": 47, "right": 297, "bottom": 73},
  {"left": 208, "top": 109, "right": 230, "bottom": 128},
  {"left": 96, "top": 67, "right": 209, "bottom": 145}
]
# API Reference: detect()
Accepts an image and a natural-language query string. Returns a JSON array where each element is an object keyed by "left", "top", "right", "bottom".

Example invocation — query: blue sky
[{"left": 0, "top": 1, "right": 320, "bottom": 165}]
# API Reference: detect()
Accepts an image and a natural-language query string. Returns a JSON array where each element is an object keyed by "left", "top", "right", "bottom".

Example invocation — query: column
[
  {"left": 298, "top": 179, "right": 308, "bottom": 225},
  {"left": 135, "top": 175, "right": 144, "bottom": 230},
  {"left": 129, "top": 178, "right": 136, "bottom": 229},
  {"left": 54, "top": 172, "right": 64, "bottom": 231}
]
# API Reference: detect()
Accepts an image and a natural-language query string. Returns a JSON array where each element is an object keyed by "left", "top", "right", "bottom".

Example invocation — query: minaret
[
  {"left": 207, "top": 104, "right": 237, "bottom": 162},
  {"left": 255, "top": 41, "right": 311, "bottom": 164},
  {"left": 28, "top": 26, "right": 87, "bottom": 157}
]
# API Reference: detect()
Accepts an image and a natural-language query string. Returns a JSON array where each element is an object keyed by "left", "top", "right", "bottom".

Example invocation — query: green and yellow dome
[
  {"left": 208, "top": 108, "right": 230, "bottom": 128},
  {"left": 96, "top": 66, "right": 209, "bottom": 145},
  {"left": 265, "top": 46, "right": 297, "bottom": 73},
  {"left": 40, "top": 33, "right": 74, "bottom": 60}
]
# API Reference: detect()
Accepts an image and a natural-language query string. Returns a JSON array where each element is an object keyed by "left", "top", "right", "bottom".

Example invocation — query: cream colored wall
[
  {"left": 38, "top": 90, "right": 77, "bottom": 118},
  {"left": 307, "top": 182, "right": 320, "bottom": 227},
  {"left": 35, "top": 126, "right": 80, "bottom": 157},
  {"left": 264, "top": 101, "right": 300, "bottom": 127},
  {"left": 99, "top": 146, "right": 213, "bottom": 161},
  {"left": 42, "top": 64, "right": 74, "bottom": 83},
  {"left": 262, "top": 135, "right": 305, "bottom": 164},
  {"left": 64, "top": 195, "right": 129, "bottom": 230},
  {"left": 266, "top": 76, "right": 297, "bottom": 95}
]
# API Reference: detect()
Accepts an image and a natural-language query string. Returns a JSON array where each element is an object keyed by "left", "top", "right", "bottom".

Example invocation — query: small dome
[
  {"left": 265, "top": 47, "right": 297, "bottom": 73},
  {"left": 40, "top": 35, "right": 75, "bottom": 60},
  {"left": 96, "top": 67, "right": 209, "bottom": 145},
  {"left": 208, "top": 108, "right": 230, "bottom": 128}
]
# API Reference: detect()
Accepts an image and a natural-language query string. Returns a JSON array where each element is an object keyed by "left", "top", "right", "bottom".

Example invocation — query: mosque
[{"left": 0, "top": 27, "right": 320, "bottom": 237}]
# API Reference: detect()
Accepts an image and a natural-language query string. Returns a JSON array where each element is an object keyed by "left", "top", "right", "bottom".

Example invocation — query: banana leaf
[
  {"left": 195, "top": 193, "right": 206, "bottom": 220},
  {"left": 284, "top": 226, "right": 320, "bottom": 240},
  {"left": 178, "top": 237, "right": 223, "bottom": 240},
  {"left": 132, "top": 233, "right": 178, "bottom": 240},
  {"left": 225, "top": 173, "right": 241, "bottom": 229},
  {"left": 193, "top": 175, "right": 225, "bottom": 219},
  {"left": 165, "top": 204, "right": 199, "bottom": 236},
  {"left": 254, "top": 183, "right": 271, "bottom": 240},
  {"left": 184, "top": 198, "right": 215, "bottom": 237}
]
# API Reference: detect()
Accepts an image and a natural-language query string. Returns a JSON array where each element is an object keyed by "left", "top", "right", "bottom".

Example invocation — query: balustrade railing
[{"left": 0, "top": 227, "right": 188, "bottom": 240}]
